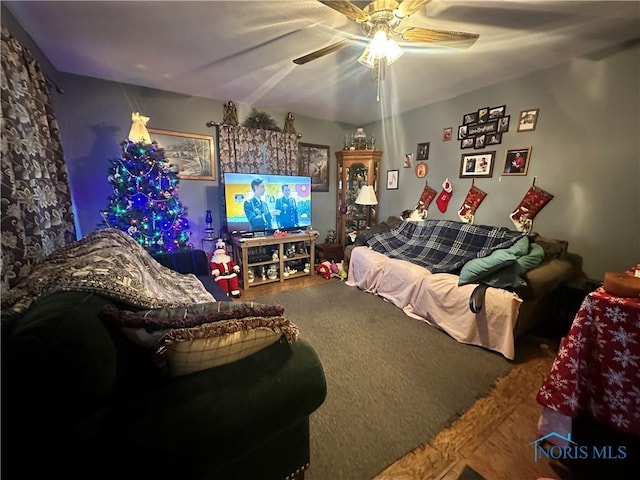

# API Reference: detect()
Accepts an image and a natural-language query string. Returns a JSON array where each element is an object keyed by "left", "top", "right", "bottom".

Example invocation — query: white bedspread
[{"left": 345, "top": 246, "right": 522, "bottom": 359}]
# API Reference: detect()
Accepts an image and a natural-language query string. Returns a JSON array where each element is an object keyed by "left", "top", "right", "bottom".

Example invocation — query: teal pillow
[
  {"left": 459, "top": 237, "right": 530, "bottom": 285},
  {"left": 462, "top": 241, "right": 545, "bottom": 289}
]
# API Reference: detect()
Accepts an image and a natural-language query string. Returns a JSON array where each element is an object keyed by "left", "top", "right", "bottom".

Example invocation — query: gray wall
[
  {"left": 4, "top": 6, "right": 638, "bottom": 280},
  {"left": 369, "top": 43, "right": 640, "bottom": 281},
  {"left": 49, "top": 74, "right": 349, "bottom": 250}
]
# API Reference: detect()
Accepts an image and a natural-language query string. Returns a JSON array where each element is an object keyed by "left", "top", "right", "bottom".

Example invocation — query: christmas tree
[{"left": 101, "top": 113, "right": 191, "bottom": 254}]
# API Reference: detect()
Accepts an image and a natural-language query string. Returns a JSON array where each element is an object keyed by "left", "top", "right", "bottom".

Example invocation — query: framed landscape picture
[
  {"left": 148, "top": 128, "right": 216, "bottom": 180},
  {"left": 298, "top": 143, "right": 330, "bottom": 192},
  {"left": 459, "top": 151, "right": 496, "bottom": 178}
]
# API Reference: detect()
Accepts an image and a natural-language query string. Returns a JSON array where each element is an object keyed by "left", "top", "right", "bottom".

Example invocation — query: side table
[
  {"left": 201, "top": 238, "right": 217, "bottom": 255},
  {"left": 315, "top": 243, "right": 344, "bottom": 263}
]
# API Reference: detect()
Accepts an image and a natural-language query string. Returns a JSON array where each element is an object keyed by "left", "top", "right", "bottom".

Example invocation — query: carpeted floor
[{"left": 253, "top": 280, "right": 514, "bottom": 480}]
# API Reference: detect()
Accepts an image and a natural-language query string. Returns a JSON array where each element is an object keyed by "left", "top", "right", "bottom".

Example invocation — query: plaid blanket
[{"left": 367, "top": 220, "right": 525, "bottom": 274}]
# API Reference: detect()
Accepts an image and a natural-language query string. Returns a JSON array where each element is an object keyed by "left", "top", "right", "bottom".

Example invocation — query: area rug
[{"left": 253, "top": 280, "right": 513, "bottom": 480}]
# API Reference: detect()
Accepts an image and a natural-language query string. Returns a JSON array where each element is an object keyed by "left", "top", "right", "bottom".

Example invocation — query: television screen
[{"left": 223, "top": 172, "right": 312, "bottom": 235}]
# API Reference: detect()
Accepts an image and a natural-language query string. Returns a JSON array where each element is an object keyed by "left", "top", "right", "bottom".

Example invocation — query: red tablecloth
[{"left": 537, "top": 265, "right": 640, "bottom": 442}]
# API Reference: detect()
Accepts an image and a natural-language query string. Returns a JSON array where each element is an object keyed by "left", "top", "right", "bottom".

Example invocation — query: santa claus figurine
[{"left": 210, "top": 239, "right": 241, "bottom": 298}]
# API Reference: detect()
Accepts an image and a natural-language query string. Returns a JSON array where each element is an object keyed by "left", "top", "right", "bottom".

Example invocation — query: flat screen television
[{"left": 223, "top": 172, "right": 312, "bottom": 235}]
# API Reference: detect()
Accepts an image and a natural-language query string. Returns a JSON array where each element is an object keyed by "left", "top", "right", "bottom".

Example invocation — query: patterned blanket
[
  {"left": 367, "top": 220, "right": 525, "bottom": 274},
  {"left": 1, "top": 229, "right": 214, "bottom": 320}
]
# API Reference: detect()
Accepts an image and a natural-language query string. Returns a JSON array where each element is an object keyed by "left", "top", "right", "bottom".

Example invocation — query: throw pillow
[
  {"left": 100, "top": 301, "right": 285, "bottom": 332},
  {"left": 458, "top": 237, "right": 529, "bottom": 285},
  {"left": 154, "top": 316, "right": 299, "bottom": 376},
  {"left": 100, "top": 301, "right": 298, "bottom": 375},
  {"left": 461, "top": 241, "right": 545, "bottom": 289}
]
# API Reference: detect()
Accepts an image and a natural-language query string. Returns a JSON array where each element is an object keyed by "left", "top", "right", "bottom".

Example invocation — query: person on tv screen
[
  {"left": 275, "top": 184, "right": 299, "bottom": 229},
  {"left": 244, "top": 178, "right": 272, "bottom": 231}
]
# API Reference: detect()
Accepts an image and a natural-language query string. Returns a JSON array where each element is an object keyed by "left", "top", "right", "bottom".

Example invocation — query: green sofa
[{"left": 1, "top": 250, "right": 327, "bottom": 480}]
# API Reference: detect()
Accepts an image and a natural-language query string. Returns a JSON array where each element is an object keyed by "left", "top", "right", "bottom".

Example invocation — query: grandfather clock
[{"left": 335, "top": 150, "right": 382, "bottom": 247}]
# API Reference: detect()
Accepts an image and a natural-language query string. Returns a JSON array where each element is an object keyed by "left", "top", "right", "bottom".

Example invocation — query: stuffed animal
[
  {"left": 210, "top": 239, "right": 241, "bottom": 297},
  {"left": 316, "top": 261, "right": 346, "bottom": 280},
  {"left": 316, "top": 261, "right": 332, "bottom": 280}
]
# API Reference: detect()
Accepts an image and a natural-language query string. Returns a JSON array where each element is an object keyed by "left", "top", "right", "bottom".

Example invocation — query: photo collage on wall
[{"left": 458, "top": 105, "right": 510, "bottom": 150}]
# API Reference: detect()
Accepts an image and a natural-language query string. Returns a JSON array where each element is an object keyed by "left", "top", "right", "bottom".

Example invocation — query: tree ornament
[
  {"left": 436, "top": 178, "right": 453, "bottom": 213},
  {"left": 128, "top": 112, "right": 151, "bottom": 143},
  {"left": 458, "top": 180, "right": 487, "bottom": 224},
  {"left": 509, "top": 180, "right": 554, "bottom": 233}
]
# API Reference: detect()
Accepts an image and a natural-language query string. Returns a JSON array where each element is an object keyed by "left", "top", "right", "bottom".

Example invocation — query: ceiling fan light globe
[
  {"left": 358, "top": 47, "right": 376, "bottom": 68},
  {"left": 385, "top": 38, "right": 404, "bottom": 64},
  {"left": 370, "top": 29, "right": 389, "bottom": 58}
]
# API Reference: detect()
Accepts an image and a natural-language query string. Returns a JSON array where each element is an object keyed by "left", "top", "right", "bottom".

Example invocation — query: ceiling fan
[{"left": 293, "top": 0, "right": 479, "bottom": 67}]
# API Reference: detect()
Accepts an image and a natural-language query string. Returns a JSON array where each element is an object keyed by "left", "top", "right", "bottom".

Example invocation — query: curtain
[
  {"left": 218, "top": 125, "right": 299, "bottom": 176},
  {"left": 1, "top": 26, "right": 76, "bottom": 292}
]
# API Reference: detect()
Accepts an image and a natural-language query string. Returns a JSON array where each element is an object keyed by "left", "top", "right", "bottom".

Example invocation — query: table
[
  {"left": 536, "top": 264, "right": 640, "bottom": 445},
  {"left": 315, "top": 242, "right": 344, "bottom": 263}
]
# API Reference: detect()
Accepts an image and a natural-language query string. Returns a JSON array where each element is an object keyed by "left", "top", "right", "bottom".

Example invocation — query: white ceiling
[{"left": 5, "top": 1, "right": 640, "bottom": 125}]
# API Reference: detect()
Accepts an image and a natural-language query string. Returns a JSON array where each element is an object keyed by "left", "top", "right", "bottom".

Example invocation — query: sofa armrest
[
  {"left": 153, "top": 249, "right": 210, "bottom": 276},
  {"left": 517, "top": 258, "right": 578, "bottom": 300}
]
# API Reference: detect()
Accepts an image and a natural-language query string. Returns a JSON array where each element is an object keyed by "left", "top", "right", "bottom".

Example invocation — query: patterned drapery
[
  {"left": 218, "top": 124, "right": 299, "bottom": 176},
  {"left": 1, "top": 26, "right": 76, "bottom": 292}
]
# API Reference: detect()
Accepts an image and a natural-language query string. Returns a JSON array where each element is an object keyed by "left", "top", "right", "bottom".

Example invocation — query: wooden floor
[{"left": 239, "top": 276, "right": 574, "bottom": 480}]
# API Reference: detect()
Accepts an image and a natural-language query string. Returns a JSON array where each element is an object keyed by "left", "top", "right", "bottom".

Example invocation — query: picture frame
[
  {"left": 298, "top": 143, "right": 330, "bottom": 192},
  {"left": 415, "top": 162, "right": 428, "bottom": 178},
  {"left": 403, "top": 153, "right": 413, "bottom": 168},
  {"left": 459, "top": 105, "right": 509, "bottom": 149},
  {"left": 386, "top": 169, "right": 399, "bottom": 190},
  {"left": 148, "top": 128, "right": 216, "bottom": 180},
  {"left": 517, "top": 108, "right": 539, "bottom": 132},
  {"left": 502, "top": 147, "right": 532, "bottom": 176},
  {"left": 442, "top": 127, "right": 453, "bottom": 142},
  {"left": 459, "top": 151, "right": 496, "bottom": 178},
  {"left": 416, "top": 142, "right": 430, "bottom": 161}
]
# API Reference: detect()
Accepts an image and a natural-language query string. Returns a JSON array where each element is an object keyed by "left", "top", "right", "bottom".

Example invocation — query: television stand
[{"left": 230, "top": 232, "right": 316, "bottom": 290}]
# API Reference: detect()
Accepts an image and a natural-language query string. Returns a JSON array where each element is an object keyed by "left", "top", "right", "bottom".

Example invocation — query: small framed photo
[
  {"left": 386, "top": 169, "right": 399, "bottom": 190},
  {"left": 477, "top": 106, "right": 490, "bottom": 123},
  {"left": 415, "top": 162, "right": 428, "bottom": 178},
  {"left": 403, "top": 153, "right": 413, "bottom": 168},
  {"left": 416, "top": 142, "right": 430, "bottom": 161},
  {"left": 461, "top": 138, "right": 474, "bottom": 149},
  {"left": 463, "top": 112, "right": 478, "bottom": 125},
  {"left": 502, "top": 147, "right": 532, "bottom": 176},
  {"left": 489, "top": 105, "right": 506, "bottom": 119},
  {"left": 459, "top": 151, "right": 496, "bottom": 178},
  {"left": 442, "top": 127, "right": 453, "bottom": 142},
  {"left": 517, "top": 108, "right": 539, "bottom": 132}
]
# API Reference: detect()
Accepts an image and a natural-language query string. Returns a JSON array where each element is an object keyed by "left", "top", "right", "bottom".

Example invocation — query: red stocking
[
  {"left": 436, "top": 178, "right": 453, "bottom": 213},
  {"left": 509, "top": 182, "right": 554, "bottom": 232},
  {"left": 458, "top": 182, "right": 487, "bottom": 224},
  {"left": 416, "top": 182, "right": 437, "bottom": 211}
]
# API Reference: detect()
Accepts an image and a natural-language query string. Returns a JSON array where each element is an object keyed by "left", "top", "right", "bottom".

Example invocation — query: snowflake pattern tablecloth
[{"left": 537, "top": 267, "right": 640, "bottom": 438}]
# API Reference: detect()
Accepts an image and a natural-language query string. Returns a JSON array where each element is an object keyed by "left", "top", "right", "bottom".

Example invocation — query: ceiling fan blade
[
  {"left": 293, "top": 39, "right": 352, "bottom": 65},
  {"left": 318, "top": 1, "right": 370, "bottom": 23},
  {"left": 401, "top": 26, "right": 479, "bottom": 49},
  {"left": 395, "top": 0, "right": 432, "bottom": 19}
]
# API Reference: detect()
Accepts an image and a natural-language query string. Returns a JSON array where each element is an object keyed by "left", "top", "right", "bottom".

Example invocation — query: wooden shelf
[{"left": 230, "top": 232, "right": 316, "bottom": 290}]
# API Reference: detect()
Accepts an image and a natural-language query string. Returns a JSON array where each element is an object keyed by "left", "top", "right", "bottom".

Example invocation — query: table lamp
[{"left": 355, "top": 185, "right": 378, "bottom": 228}]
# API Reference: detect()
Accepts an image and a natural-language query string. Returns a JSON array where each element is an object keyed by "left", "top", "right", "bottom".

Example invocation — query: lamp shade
[{"left": 355, "top": 185, "right": 378, "bottom": 205}]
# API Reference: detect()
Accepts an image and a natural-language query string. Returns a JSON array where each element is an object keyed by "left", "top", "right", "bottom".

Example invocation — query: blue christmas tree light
[{"left": 100, "top": 139, "right": 191, "bottom": 254}]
